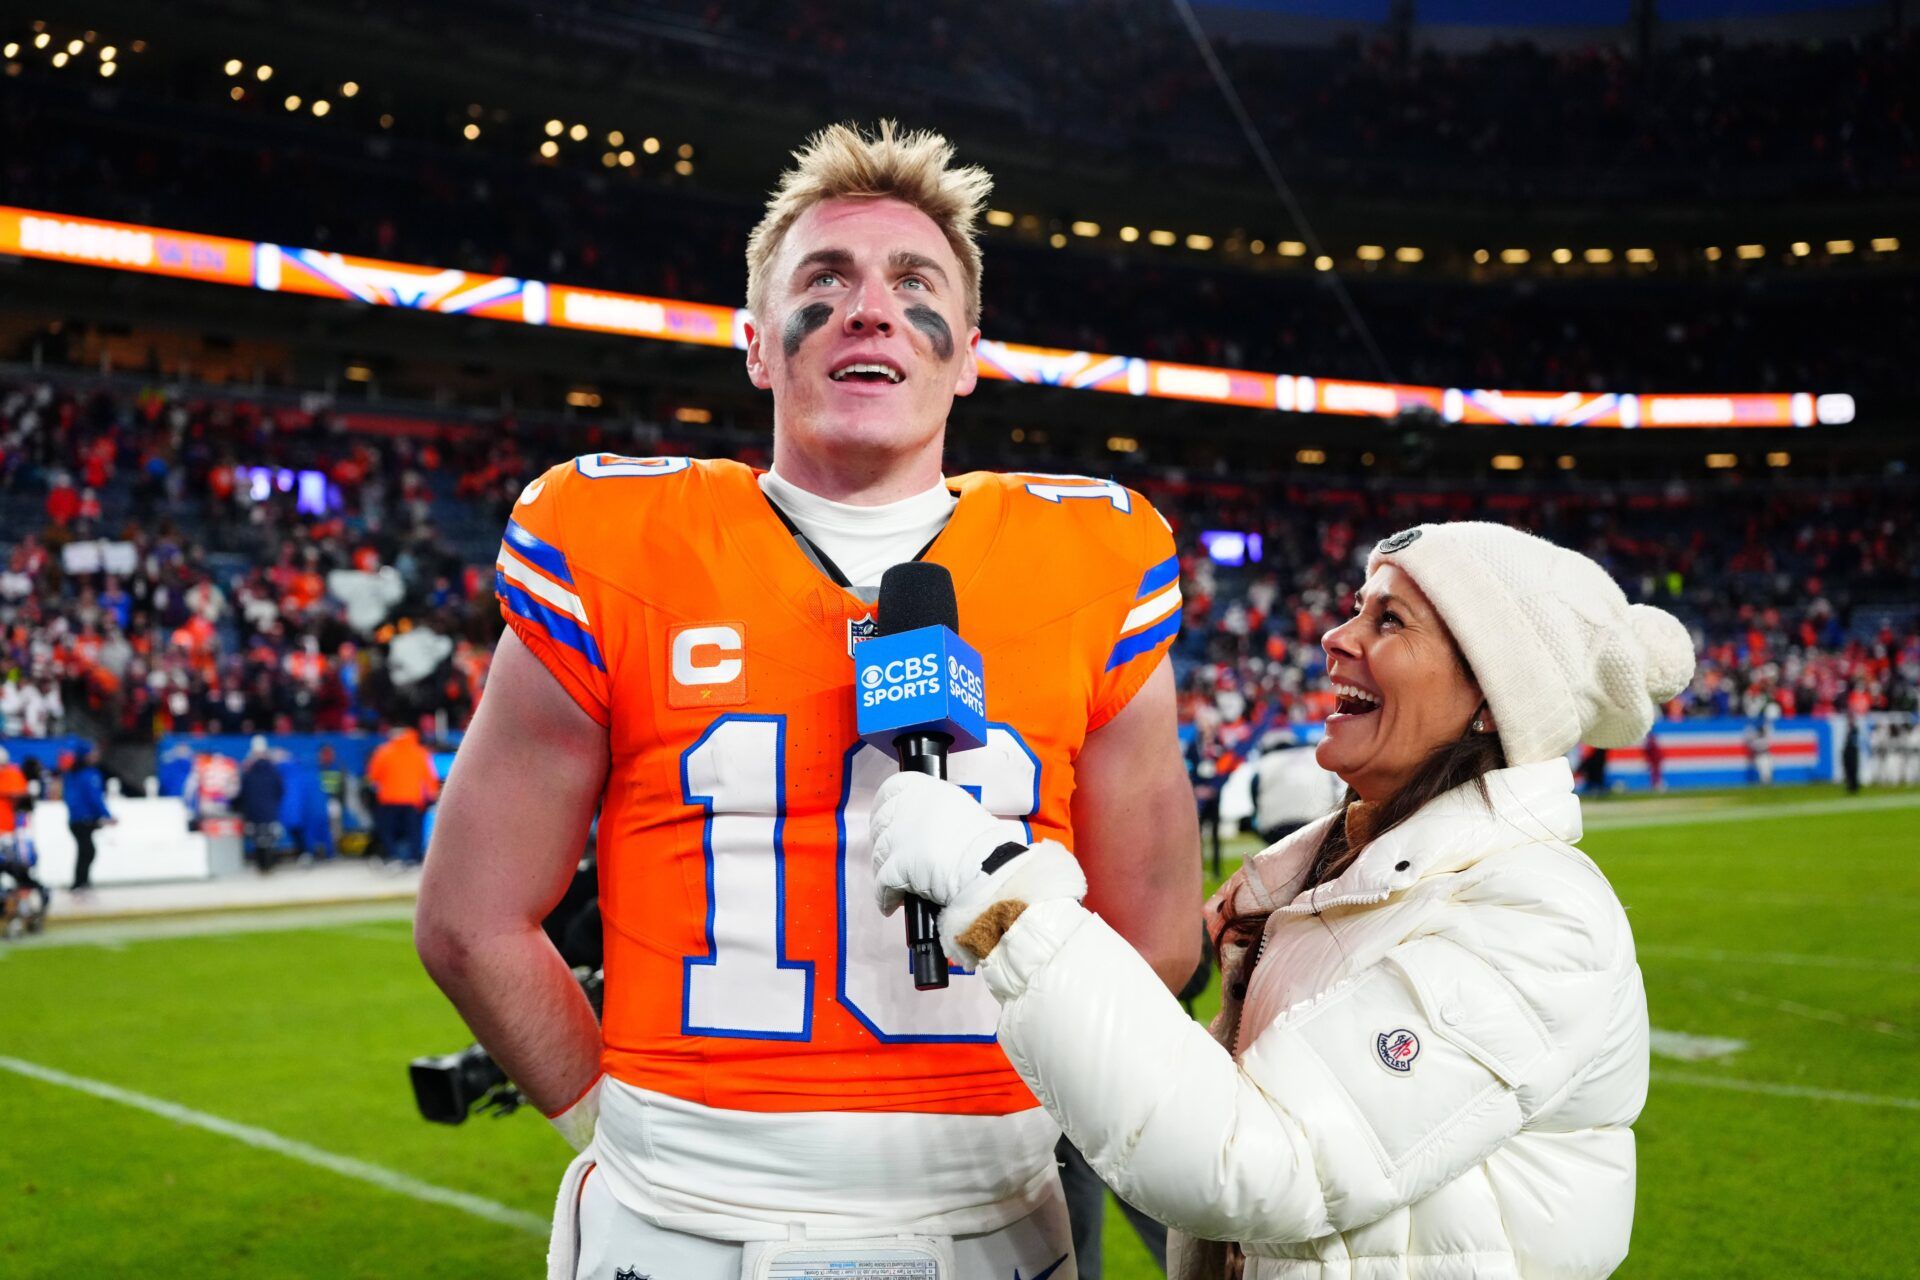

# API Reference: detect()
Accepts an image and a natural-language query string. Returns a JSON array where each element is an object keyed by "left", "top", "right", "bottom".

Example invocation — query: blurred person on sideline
[
  {"left": 0, "top": 747, "right": 49, "bottom": 915},
  {"left": 238, "top": 736, "right": 285, "bottom": 873},
  {"left": 365, "top": 725, "right": 438, "bottom": 867},
  {"left": 63, "top": 745, "right": 113, "bottom": 892},
  {"left": 873, "top": 523, "right": 1696, "bottom": 1280}
]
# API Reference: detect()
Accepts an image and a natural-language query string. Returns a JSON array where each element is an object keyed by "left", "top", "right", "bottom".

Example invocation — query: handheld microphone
[{"left": 856, "top": 563, "right": 988, "bottom": 990}]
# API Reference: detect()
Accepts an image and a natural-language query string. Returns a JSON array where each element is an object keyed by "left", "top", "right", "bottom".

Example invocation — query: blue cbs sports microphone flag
[{"left": 854, "top": 625, "right": 988, "bottom": 754}]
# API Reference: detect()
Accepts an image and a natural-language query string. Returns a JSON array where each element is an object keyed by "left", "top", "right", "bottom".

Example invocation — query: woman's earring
[{"left": 1472, "top": 718, "right": 1486, "bottom": 733}]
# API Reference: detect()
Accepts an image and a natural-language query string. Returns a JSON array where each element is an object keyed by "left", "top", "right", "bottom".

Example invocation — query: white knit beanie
[{"left": 1367, "top": 522, "right": 1696, "bottom": 766}]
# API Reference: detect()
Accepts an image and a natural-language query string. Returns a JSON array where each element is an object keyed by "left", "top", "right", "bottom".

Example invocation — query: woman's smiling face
[{"left": 1314, "top": 564, "right": 1489, "bottom": 802}]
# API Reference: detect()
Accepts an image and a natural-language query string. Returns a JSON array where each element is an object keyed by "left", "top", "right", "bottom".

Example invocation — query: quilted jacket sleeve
[{"left": 980, "top": 878, "right": 1625, "bottom": 1246}]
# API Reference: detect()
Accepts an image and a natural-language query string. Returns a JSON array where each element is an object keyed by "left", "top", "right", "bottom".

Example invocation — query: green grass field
[{"left": 5, "top": 785, "right": 1916, "bottom": 1279}]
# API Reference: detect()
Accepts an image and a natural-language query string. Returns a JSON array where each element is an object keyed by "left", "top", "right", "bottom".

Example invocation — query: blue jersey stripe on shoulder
[
  {"left": 1105, "top": 610, "right": 1180, "bottom": 671},
  {"left": 497, "top": 571, "right": 606, "bottom": 672},
  {"left": 503, "top": 518, "right": 574, "bottom": 586},
  {"left": 1137, "top": 554, "right": 1179, "bottom": 598}
]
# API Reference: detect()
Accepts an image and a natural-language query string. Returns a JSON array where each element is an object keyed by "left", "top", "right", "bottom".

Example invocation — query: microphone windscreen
[{"left": 876, "top": 562, "right": 959, "bottom": 635}]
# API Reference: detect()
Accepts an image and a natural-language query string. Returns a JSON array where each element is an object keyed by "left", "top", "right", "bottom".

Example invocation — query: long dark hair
[
  {"left": 1216, "top": 652, "right": 1509, "bottom": 969},
  {"left": 1302, "top": 727, "right": 1507, "bottom": 890}
]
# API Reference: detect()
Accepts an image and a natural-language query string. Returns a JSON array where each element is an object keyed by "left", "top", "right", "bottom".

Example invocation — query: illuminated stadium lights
[
  {"left": 1250, "top": 240, "right": 1265, "bottom": 254},
  {"left": 50, "top": 51, "right": 66, "bottom": 67},
  {"left": 343, "top": 364, "right": 373, "bottom": 382},
  {"left": 1185, "top": 234, "right": 1213, "bottom": 251},
  {"left": 1791, "top": 241, "right": 1811, "bottom": 256},
  {"left": 674, "top": 159, "right": 694, "bottom": 176},
  {"left": 1705, "top": 453, "right": 1738, "bottom": 469},
  {"left": 1584, "top": 248, "right": 1613, "bottom": 264},
  {"left": 1295, "top": 449, "right": 1326, "bottom": 465},
  {"left": 1071, "top": 221, "right": 1100, "bottom": 238},
  {"left": 1278, "top": 241, "right": 1305, "bottom": 256},
  {"left": 341, "top": 81, "right": 359, "bottom": 97},
  {"left": 66, "top": 38, "right": 82, "bottom": 55},
  {"left": 986, "top": 209, "right": 1014, "bottom": 227},
  {"left": 228, "top": 86, "right": 242, "bottom": 101},
  {"left": 1557, "top": 455, "right": 1577, "bottom": 470},
  {"left": 1626, "top": 248, "right": 1654, "bottom": 264},
  {"left": 1473, "top": 248, "right": 1489, "bottom": 264},
  {"left": 378, "top": 113, "right": 393, "bottom": 128},
  {"left": 1500, "top": 248, "right": 1530, "bottom": 264},
  {"left": 255, "top": 64, "right": 272, "bottom": 81},
  {"left": 1704, "top": 246, "right": 1723, "bottom": 261},
  {"left": 539, "top": 140, "right": 559, "bottom": 158},
  {"left": 1394, "top": 246, "right": 1422, "bottom": 263},
  {"left": 223, "top": 57, "right": 241, "bottom": 74},
  {"left": 1010, "top": 428, "right": 1025, "bottom": 442},
  {"left": 601, "top": 151, "right": 616, "bottom": 167},
  {"left": 618, "top": 149, "right": 635, "bottom": 167},
  {"left": 283, "top": 95, "right": 300, "bottom": 111},
  {"left": 1357, "top": 244, "right": 1385, "bottom": 261},
  {"left": 1551, "top": 248, "right": 1572, "bottom": 264},
  {"left": 568, "top": 123, "right": 588, "bottom": 141},
  {"left": 99, "top": 45, "right": 116, "bottom": 61},
  {"left": 642, "top": 136, "right": 660, "bottom": 154},
  {"left": 98, "top": 60, "right": 113, "bottom": 76},
  {"left": 1736, "top": 244, "right": 1765, "bottom": 259},
  {"left": 678, "top": 143, "right": 694, "bottom": 158},
  {"left": 1118, "top": 225, "right": 1139, "bottom": 242},
  {"left": 1048, "top": 232, "right": 1068, "bottom": 248},
  {"left": 34, "top": 33, "right": 50, "bottom": 49},
  {"left": 607, "top": 129, "right": 623, "bottom": 146},
  {"left": 1148, "top": 229, "right": 1176, "bottom": 246},
  {"left": 1827, "top": 239, "right": 1855, "bottom": 254},
  {"left": 463, "top": 123, "right": 481, "bottom": 140},
  {"left": 544, "top": 118, "right": 563, "bottom": 137},
  {"left": 674, "top": 406, "right": 713, "bottom": 424},
  {"left": 3, "top": 43, "right": 16, "bottom": 59},
  {"left": 1871, "top": 237, "right": 1900, "bottom": 252},
  {"left": 1314, "top": 255, "right": 1332, "bottom": 271},
  {"left": 312, "top": 100, "right": 330, "bottom": 117},
  {"left": 567, "top": 389, "right": 602, "bottom": 408},
  {"left": 1767, "top": 452, "right": 1791, "bottom": 468},
  {"left": 1491, "top": 454, "right": 1524, "bottom": 471},
  {"left": 1106, "top": 436, "right": 1139, "bottom": 453},
  {"left": 1361, "top": 452, "right": 1375, "bottom": 466}
]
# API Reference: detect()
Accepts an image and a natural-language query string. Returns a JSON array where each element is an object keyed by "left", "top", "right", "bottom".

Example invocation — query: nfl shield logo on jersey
[
  {"left": 847, "top": 614, "right": 879, "bottom": 656},
  {"left": 614, "top": 1268, "right": 649, "bottom": 1280}
]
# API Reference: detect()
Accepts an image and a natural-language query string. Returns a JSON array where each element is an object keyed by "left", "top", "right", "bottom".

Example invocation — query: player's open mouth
[
  {"left": 829, "top": 360, "right": 905, "bottom": 384},
  {"left": 1329, "top": 680, "right": 1382, "bottom": 719}
]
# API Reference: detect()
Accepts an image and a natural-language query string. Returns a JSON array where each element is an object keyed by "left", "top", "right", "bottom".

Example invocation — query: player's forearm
[{"left": 415, "top": 919, "right": 601, "bottom": 1114}]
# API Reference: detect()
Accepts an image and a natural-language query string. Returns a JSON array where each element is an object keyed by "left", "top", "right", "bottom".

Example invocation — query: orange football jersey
[{"left": 495, "top": 456, "right": 1180, "bottom": 1115}]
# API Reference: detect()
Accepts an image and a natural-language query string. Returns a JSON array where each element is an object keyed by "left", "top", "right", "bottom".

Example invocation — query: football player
[{"left": 416, "top": 121, "right": 1202, "bottom": 1280}]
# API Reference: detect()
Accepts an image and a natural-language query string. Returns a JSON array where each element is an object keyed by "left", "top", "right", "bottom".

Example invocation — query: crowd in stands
[
  {"left": 5, "top": 22, "right": 1918, "bottom": 397},
  {"left": 427, "top": 1, "right": 1920, "bottom": 199},
  {"left": 3, "top": 379, "right": 1914, "bottom": 777}
]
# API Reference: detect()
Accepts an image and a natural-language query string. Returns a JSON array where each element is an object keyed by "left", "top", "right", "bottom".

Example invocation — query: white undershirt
[{"left": 759, "top": 469, "right": 956, "bottom": 592}]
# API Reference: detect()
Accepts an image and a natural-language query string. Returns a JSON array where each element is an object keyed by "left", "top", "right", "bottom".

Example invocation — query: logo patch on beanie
[
  {"left": 1375, "top": 528, "right": 1422, "bottom": 555},
  {"left": 1376, "top": 1028, "right": 1420, "bottom": 1073}
]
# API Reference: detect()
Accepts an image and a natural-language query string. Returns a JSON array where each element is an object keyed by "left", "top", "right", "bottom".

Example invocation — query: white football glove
[{"left": 869, "top": 772, "right": 1087, "bottom": 969}]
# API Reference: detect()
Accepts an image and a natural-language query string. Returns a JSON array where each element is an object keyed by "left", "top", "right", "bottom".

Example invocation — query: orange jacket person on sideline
[{"left": 365, "top": 727, "right": 438, "bottom": 867}]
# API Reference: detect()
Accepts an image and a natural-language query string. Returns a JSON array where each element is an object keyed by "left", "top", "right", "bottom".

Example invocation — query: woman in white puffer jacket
[{"left": 871, "top": 522, "right": 1696, "bottom": 1280}]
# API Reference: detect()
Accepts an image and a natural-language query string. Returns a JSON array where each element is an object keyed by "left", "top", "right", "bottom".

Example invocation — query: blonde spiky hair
[{"left": 746, "top": 120, "right": 993, "bottom": 328}]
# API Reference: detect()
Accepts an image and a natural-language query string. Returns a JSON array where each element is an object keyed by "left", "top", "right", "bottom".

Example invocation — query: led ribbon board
[{"left": 0, "top": 205, "right": 1855, "bottom": 427}]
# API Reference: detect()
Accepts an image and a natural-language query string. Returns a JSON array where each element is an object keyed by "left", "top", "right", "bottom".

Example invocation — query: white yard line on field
[
  {"left": 1673, "top": 977, "right": 1916, "bottom": 1041},
  {"left": 1648, "top": 1029, "right": 1747, "bottom": 1061},
  {"left": 0, "top": 903, "right": 417, "bottom": 952},
  {"left": 1637, "top": 944, "right": 1920, "bottom": 976},
  {"left": 0, "top": 1054, "right": 548, "bottom": 1236},
  {"left": 1583, "top": 791, "right": 1920, "bottom": 833},
  {"left": 1653, "top": 1070, "right": 1920, "bottom": 1112}
]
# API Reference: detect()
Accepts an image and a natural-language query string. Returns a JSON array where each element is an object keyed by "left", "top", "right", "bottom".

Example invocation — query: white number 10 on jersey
[{"left": 680, "top": 715, "right": 1041, "bottom": 1043}]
